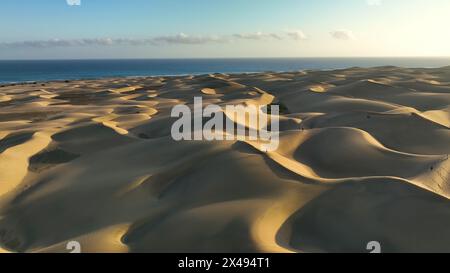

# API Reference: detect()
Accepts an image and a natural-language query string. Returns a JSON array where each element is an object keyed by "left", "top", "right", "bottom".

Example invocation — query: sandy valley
[{"left": 0, "top": 66, "right": 450, "bottom": 253}]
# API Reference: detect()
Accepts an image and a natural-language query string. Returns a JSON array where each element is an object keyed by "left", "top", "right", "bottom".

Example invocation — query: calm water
[{"left": 0, "top": 58, "right": 449, "bottom": 83}]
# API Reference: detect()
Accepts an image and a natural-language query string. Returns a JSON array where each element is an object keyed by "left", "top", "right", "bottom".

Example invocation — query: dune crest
[{"left": 0, "top": 67, "right": 449, "bottom": 253}]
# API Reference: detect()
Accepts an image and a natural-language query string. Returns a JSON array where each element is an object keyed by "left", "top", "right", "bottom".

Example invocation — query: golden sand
[{"left": 0, "top": 67, "right": 449, "bottom": 253}]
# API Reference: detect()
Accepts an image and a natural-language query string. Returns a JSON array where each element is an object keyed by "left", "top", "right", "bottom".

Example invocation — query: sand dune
[{"left": 0, "top": 66, "right": 449, "bottom": 253}]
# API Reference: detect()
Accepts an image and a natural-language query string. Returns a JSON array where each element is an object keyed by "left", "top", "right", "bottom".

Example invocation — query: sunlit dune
[{"left": 0, "top": 66, "right": 450, "bottom": 253}]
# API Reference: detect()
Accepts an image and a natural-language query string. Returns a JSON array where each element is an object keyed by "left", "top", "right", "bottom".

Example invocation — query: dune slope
[{"left": 0, "top": 67, "right": 449, "bottom": 253}]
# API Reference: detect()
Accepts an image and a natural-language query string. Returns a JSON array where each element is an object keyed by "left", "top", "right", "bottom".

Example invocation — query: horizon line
[{"left": 1, "top": 56, "right": 450, "bottom": 61}]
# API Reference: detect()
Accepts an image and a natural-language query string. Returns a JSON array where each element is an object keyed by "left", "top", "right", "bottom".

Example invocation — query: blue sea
[{"left": 0, "top": 58, "right": 449, "bottom": 83}]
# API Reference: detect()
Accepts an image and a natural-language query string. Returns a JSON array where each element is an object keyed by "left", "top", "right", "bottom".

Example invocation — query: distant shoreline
[
  {"left": 1, "top": 63, "right": 450, "bottom": 86},
  {"left": 2, "top": 56, "right": 450, "bottom": 61},
  {"left": 1, "top": 57, "right": 450, "bottom": 83}
]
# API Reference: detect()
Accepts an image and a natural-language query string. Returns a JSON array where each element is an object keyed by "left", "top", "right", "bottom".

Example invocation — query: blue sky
[{"left": 1, "top": 0, "right": 449, "bottom": 59}]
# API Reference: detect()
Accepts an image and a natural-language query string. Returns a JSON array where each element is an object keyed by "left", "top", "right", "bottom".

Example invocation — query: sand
[{"left": 0, "top": 66, "right": 449, "bottom": 253}]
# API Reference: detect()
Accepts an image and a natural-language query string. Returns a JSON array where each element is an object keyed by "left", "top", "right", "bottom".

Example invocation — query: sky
[{"left": 0, "top": 0, "right": 449, "bottom": 59}]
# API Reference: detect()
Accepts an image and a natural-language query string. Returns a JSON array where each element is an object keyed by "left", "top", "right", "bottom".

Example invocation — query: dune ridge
[{"left": 0, "top": 66, "right": 449, "bottom": 253}]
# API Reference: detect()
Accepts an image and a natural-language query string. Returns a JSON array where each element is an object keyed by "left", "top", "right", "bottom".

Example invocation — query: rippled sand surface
[{"left": 0, "top": 66, "right": 450, "bottom": 253}]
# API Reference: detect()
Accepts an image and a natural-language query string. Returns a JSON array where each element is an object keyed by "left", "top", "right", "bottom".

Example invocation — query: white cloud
[
  {"left": 0, "top": 30, "right": 314, "bottom": 48},
  {"left": 0, "top": 34, "right": 228, "bottom": 48},
  {"left": 286, "top": 30, "right": 308, "bottom": 41},
  {"left": 232, "top": 32, "right": 282, "bottom": 40},
  {"left": 330, "top": 29, "right": 356, "bottom": 40},
  {"left": 153, "top": 33, "right": 228, "bottom": 45},
  {"left": 1, "top": 38, "right": 150, "bottom": 48}
]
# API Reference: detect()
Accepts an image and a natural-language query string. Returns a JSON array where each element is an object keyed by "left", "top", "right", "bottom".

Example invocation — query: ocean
[{"left": 0, "top": 57, "right": 449, "bottom": 83}]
